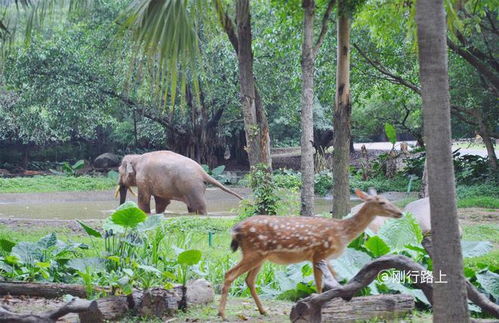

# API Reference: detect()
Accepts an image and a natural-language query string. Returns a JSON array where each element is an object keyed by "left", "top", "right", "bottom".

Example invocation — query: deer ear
[{"left": 355, "top": 189, "right": 369, "bottom": 201}]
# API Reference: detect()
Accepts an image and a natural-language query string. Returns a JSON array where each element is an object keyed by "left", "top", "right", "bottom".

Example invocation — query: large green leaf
[
  {"left": 211, "top": 165, "right": 225, "bottom": 177},
  {"left": 378, "top": 213, "right": 422, "bottom": 251},
  {"left": 12, "top": 242, "right": 42, "bottom": 264},
  {"left": 476, "top": 271, "right": 499, "bottom": 300},
  {"left": 72, "top": 160, "right": 85, "bottom": 170},
  {"left": 77, "top": 221, "right": 102, "bottom": 238},
  {"left": 365, "top": 236, "right": 390, "bottom": 257},
  {"left": 384, "top": 280, "right": 430, "bottom": 305},
  {"left": 0, "top": 239, "right": 16, "bottom": 253},
  {"left": 331, "top": 248, "right": 373, "bottom": 281},
  {"left": 37, "top": 233, "right": 57, "bottom": 249},
  {"left": 111, "top": 202, "right": 147, "bottom": 229},
  {"left": 461, "top": 241, "right": 493, "bottom": 258},
  {"left": 177, "top": 249, "right": 202, "bottom": 266},
  {"left": 137, "top": 214, "right": 164, "bottom": 232},
  {"left": 384, "top": 123, "right": 397, "bottom": 145},
  {"left": 68, "top": 257, "right": 106, "bottom": 273}
]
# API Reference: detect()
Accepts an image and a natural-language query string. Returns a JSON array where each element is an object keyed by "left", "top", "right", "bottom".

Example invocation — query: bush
[
  {"left": 404, "top": 149, "right": 496, "bottom": 185},
  {"left": 273, "top": 169, "right": 301, "bottom": 190},
  {"left": 314, "top": 171, "right": 333, "bottom": 196}
]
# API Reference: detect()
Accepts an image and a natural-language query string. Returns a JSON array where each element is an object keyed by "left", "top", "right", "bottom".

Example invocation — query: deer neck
[{"left": 340, "top": 203, "right": 376, "bottom": 242}]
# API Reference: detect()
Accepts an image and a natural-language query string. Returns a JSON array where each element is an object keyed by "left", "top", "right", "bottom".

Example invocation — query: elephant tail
[{"left": 203, "top": 174, "right": 244, "bottom": 200}]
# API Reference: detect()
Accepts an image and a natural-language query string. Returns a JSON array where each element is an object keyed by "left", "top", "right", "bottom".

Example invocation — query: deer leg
[
  {"left": 313, "top": 262, "right": 324, "bottom": 294},
  {"left": 218, "top": 255, "right": 261, "bottom": 320},
  {"left": 245, "top": 264, "right": 266, "bottom": 315}
]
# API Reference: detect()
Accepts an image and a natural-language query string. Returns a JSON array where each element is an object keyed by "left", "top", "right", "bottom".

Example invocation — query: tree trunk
[
  {"left": 300, "top": 0, "right": 316, "bottom": 216},
  {"left": 236, "top": 0, "right": 270, "bottom": 168},
  {"left": 476, "top": 113, "right": 498, "bottom": 173},
  {"left": 416, "top": 0, "right": 470, "bottom": 321},
  {"left": 331, "top": 4, "right": 351, "bottom": 219}
]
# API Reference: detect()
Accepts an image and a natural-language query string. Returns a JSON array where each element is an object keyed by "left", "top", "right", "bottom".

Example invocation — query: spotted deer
[{"left": 218, "top": 189, "right": 403, "bottom": 320}]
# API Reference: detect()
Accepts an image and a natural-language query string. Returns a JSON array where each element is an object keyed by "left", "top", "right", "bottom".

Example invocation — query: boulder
[{"left": 93, "top": 153, "right": 121, "bottom": 169}]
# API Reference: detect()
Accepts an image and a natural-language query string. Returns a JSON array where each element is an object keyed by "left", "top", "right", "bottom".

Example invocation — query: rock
[
  {"left": 93, "top": 153, "right": 121, "bottom": 169},
  {"left": 186, "top": 279, "right": 215, "bottom": 305}
]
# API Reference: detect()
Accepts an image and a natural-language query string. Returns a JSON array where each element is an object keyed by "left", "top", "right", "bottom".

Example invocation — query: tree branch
[
  {"left": 353, "top": 43, "right": 421, "bottom": 95},
  {"left": 290, "top": 255, "right": 433, "bottom": 323},
  {"left": 214, "top": 0, "right": 239, "bottom": 53},
  {"left": 313, "top": 0, "right": 336, "bottom": 55},
  {"left": 447, "top": 37, "right": 499, "bottom": 94}
]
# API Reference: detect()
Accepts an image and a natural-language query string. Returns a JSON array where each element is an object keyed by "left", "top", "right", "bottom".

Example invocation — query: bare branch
[
  {"left": 313, "top": 0, "right": 336, "bottom": 55},
  {"left": 213, "top": 0, "right": 238, "bottom": 53},
  {"left": 353, "top": 43, "right": 421, "bottom": 94},
  {"left": 447, "top": 37, "right": 499, "bottom": 93}
]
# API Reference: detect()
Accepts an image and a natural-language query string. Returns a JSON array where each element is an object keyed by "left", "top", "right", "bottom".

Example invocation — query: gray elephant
[{"left": 116, "top": 151, "right": 243, "bottom": 214}]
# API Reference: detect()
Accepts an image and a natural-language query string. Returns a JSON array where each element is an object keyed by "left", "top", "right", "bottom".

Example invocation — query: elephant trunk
[{"left": 119, "top": 185, "right": 128, "bottom": 205}]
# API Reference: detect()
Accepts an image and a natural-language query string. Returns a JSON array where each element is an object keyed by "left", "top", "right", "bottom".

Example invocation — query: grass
[
  {"left": 458, "top": 196, "right": 499, "bottom": 209},
  {"left": 0, "top": 175, "right": 116, "bottom": 193}
]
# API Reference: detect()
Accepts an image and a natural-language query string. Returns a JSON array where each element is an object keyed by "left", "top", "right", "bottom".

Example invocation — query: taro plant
[
  {"left": 50, "top": 160, "right": 85, "bottom": 177},
  {"left": 201, "top": 164, "right": 230, "bottom": 183},
  {"left": 0, "top": 233, "right": 88, "bottom": 282}
]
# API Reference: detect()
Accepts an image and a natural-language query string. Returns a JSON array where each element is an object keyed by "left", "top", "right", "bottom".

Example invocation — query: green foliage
[
  {"left": 50, "top": 160, "right": 85, "bottom": 177},
  {"left": 384, "top": 123, "right": 397, "bottom": 146},
  {"left": 111, "top": 202, "right": 147, "bottom": 229},
  {"left": 314, "top": 171, "right": 333, "bottom": 196},
  {"left": 246, "top": 164, "right": 280, "bottom": 216},
  {"left": 458, "top": 197, "right": 499, "bottom": 209},
  {"left": 0, "top": 176, "right": 116, "bottom": 193},
  {"left": 201, "top": 164, "right": 231, "bottom": 184}
]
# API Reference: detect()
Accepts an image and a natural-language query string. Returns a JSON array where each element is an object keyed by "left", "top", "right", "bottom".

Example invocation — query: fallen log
[
  {"left": 0, "top": 298, "right": 98, "bottom": 323},
  {"left": 0, "top": 282, "right": 108, "bottom": 298},
  {"left": 290, "top": 255, "right": 433, "bottom": 323},
  {"left": 1, "top": 279, "right": 214, "bottom": 322},
  {"left": 321, "top": 294, "right": 414, "bottom": 322}
]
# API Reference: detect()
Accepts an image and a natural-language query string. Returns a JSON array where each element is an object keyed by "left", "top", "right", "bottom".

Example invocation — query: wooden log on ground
[
  {"left": 290, "top": 255, "right": 433, "bottom": 323},
  {"left": 1, "top": 279, "right": 215, "bottom": 322},
  {"left": 321, "top": 294, "right": 414, "bottom": 322},
  {"left": 0, "top": 282, "right": 108, "bottom": 298},
  {"left": 78, "top": 295, "right": 129, "bottom": 322},
  {"left": 0, "top": 298, "right": 98, "bottom": 323}
]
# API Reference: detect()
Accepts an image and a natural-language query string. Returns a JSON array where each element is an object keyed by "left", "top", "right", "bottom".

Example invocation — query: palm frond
[{"left": 119, "top": 0, "right": 204, "bottom": 109}]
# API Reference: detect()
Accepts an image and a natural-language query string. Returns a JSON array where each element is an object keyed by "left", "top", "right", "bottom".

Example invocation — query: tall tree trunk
[
  {"left": 416, "top": 0, "right": 470, "bottom": 321},
  {"left": 476, "top": 113, "right": 498, "bottom": 173},
  {"left": 255, "top": 90, "right": 272, "bottom": 167},
  {"left": 332, "top": 4, "right": 351, "bottom": 219},
  {"left": 300, "top": 0, "right": 316, "bottom": 216},
  {"left": 235, "top": 0, "right": 271, "bottom": 168}
]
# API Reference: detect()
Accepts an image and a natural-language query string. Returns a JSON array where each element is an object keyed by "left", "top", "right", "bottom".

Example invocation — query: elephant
[{"left": 115, "top": 151, "right": 243, "bottom": 214}]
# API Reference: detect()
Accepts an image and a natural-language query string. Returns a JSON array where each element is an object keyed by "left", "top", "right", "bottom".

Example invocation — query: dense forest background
[{"left": 0, "top": 0, "right": 497, "bottom": 170}]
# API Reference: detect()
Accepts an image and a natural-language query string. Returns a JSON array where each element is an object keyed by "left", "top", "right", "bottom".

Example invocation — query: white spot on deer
[
  {"left": 323, "top": 241, "right": 329, "bottom": 248},
  {"left": 249, "top": 227, "right": 256, "bottom": 233},
  {"left": 258, "top": 235, "right": 266, "bottom": 240}
]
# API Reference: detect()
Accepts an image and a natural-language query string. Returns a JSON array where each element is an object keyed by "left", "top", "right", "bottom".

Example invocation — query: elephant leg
[
  {"left": 154, "top": 196, "right": 170, "bottom": 214},
  {"left": 138, "top": 190, "right": 151, "bottom": 214}
]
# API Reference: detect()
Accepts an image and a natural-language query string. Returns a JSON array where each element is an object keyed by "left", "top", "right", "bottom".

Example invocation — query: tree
[
  {"left": 300, "top": 0, "right": 316, "bottom": 216},
  {"left": 331, "top": 0, "right": 351, "bottom": 218},
  {"left": 215, "top": 0, "right": 272, "bottom": 168},
  {"left": 235, "top": 0, "right": 271, "bottom": 168},
  {"left": 415, "top": 0, "right": 469, "bottom": 320},
  {"left": 300, "top": 0, "right": 335, "bottom": 216}
]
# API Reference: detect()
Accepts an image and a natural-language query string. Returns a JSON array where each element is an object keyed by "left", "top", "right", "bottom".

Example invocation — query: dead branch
[{"left": 290, "top": 255, "right": 432, "bottom": 323}]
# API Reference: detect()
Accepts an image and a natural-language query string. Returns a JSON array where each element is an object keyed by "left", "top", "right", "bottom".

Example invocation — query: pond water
[{"left": 0, "top": 187, "right": 348, "bottom": 220}]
